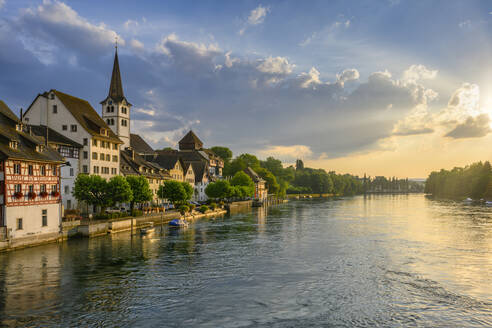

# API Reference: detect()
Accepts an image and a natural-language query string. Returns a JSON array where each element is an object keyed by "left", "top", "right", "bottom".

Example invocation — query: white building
[{"left": 0, "top": 101, "right": 64, "bottom": 243}]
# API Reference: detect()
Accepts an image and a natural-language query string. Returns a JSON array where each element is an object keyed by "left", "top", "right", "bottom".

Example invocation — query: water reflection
[{"left": 0, "top": 195, "right": 490, "bottom": 327}]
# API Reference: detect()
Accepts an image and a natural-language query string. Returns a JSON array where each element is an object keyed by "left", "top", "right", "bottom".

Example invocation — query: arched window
[
  {"left": 111, "top": 106, "right": 114, "bottom": 112},
  {"left": 106, "top": 106, "right": 110, "bottom": 112},
  {"left": 106, "top": 119, "right": 110, "bottom": 125}
]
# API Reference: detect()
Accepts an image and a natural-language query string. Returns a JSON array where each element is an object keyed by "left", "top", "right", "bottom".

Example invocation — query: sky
[{"left": 1, "top": 0, "right": 492, "bottom": 178}]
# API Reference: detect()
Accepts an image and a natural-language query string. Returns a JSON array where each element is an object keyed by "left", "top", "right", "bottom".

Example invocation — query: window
[
  {"left": 92, "top": 152, "right": 97, "bottom": 160},
  {"left": 41, "top": 165, "right": 46, "bottom": 176},
  {"left": 42, "top": 209, "right": 47, "bottom": 227},
  {"left": 17, "top": 218, "right": 23, "bottom": 230},
  {"left": 9, "top": 141, "right": 18, "bottom": 149},
  {"left": 113, "top": 143, "right": 118, "bottom": 150},
  {"left": 106, "top": 119, "right": 111, "bottom": 125},
  {"left": 53, "top": 105, "right": 57, "bottom": 113},
  {"left": 109, "top": 100, "right": 112, "bottom": 105},
  {"left": 122, "top": 107, "right": 127, "bottom": 114},
  {"left": 28, "top": 165, "right": 33, "bottom": 175},
  {"left": 100, "top": 153, "right": 105, "bottom": 160},
  {"left": 106, "top": 106, "right": 110, "bottom": 113},
  {"left": 50, "top": 93, "right": 55, "bottom": 100},
  {"left": 28, "top": 185, "right": 34, "bottom": 193},
  {"left": 83, "top": 138, "right": 88, "bottom": 146},
  {"left": 14, "top": 184, "right": 21, "bottom": 193},
  {"left": 51, "top": 185, "right": 57, "bottom": 193},
  {"left": 83, "top": 165, "right": 88, "bottom": 173},
  {"left": 121, "top": 119, "right": 127, "bottom": 127},
  {"left": 83, "top": 151, "right": 88, "bottom": 159},
  {"left": 67, "top": 200, "right": 72, "bottom": 210},
  {"left": 101, "top": 141, "right": 105, "bottom": 148},
  {"left": 112, "top": 155, "right": 118, "bottom": 162},
  {"left": 111, "top": 106, "right": 114, "bottom": 112},
  {"left": 111, "top": 168, "right": 117, "bottom": 175},
  {"left": 70, "top": 168, "right": 74, "bottom": 176},
  {"left": 62, "top": 125, "right": 67, "bottom": 131},
  {"left": 70, "top": 125, "right": 77, "bottom": 132},
  {"left": 106, "top": 154, "right": 110, "bottom": 161},
  {"left": 40, "top": 184, "right": 46, "bottom": 193},
  {"left": 65, "top": 185, "right": 70, "bottom": 194},
  {"left": 13, "top": 163, "right": 21, "bottom": 174},
  {"left": 52, "top": 166, "right": 57, "bottom": 176},
  {"left": 93, "top": 166, "right": 99, "bottom": 174},
  {"left": 93, "top": 139, "right": 98, "bottom": 147}
]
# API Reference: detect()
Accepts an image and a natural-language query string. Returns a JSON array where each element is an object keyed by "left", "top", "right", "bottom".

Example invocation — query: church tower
[{"left": 101, "top": 47, "right": 132, "bottom": 149}]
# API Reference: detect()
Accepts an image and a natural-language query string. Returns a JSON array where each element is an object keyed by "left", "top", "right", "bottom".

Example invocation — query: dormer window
[
  {"left": 15, "top": 124, "right": 22, "bottom": 132},
  {"left": 36, "top": 145, "right": 45, "bottom": 152},
  {"left": 50, "top": 93, "right": 55, "bottom": 100},
  {"left": 9, "top": 141, "right": 18, "bottom": 149}
]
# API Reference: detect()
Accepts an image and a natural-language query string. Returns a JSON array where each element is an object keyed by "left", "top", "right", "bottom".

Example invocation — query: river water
[{"left": 0, "top": 195, "right": 490, "bottom": 327}]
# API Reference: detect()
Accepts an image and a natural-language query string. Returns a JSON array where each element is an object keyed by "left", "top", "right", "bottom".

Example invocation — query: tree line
[
  {"left": 425, "top": 161, "right": 492, "bottom": 199},
  {"left": 210, "top": 147, "right": 364, "bottom": 197}
]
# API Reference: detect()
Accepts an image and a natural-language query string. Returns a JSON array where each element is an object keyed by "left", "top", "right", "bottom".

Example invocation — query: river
[{"left": 0, "top": 195, "right": 490, "bottom": 327}]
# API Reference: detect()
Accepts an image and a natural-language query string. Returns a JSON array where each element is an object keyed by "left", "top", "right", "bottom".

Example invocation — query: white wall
[{"left": 5, "top": 203, "right": 60, "bottom": 239}]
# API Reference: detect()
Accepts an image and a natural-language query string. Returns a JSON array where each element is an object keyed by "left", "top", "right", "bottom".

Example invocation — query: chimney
[{"left": 19, "top": 108, "right": 23, "bottom": 121}]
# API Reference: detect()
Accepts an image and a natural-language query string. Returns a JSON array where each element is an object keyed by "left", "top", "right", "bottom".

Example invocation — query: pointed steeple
[{"left": 108, "top": 48, "right": 125, "bottom": 102}]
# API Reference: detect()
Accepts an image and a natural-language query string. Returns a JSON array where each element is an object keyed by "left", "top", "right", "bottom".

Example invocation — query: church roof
[
  {"left": 178, "top": 130, "right": 203, "bottom": 150},
  {"left": 130, "top": 134, "right": 154, "bottom": 154},
  {"left": 100, "top": 50, "right": 131, "bottom": 105}
]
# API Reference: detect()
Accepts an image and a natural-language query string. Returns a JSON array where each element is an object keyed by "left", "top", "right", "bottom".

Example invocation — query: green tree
[
  {"left": 237, "top": 154, "right": 260, "bottom": 169},
  {"left": 205, "top": 180, "right": 231, "bottom": 200},
  {"left": 210, "top": 146, "right": 233, "bottom": 163},
  {"left": 126, "top": 176, "right": 152, "bottom": 212},
  {"left": 73, "top": 174, "right": 110, "bottom": 214},
  {"left": 158, "top": 180, "right": 191, "bottom": 205},
  {"left": 107, "top": 175, "right": 133, "bottom": 206},
  {"left": 230, "top": 171, "right": 255, "bottom": 196},
  {"left": 256, "top": 167, "right": 280, "bottom": 195}
]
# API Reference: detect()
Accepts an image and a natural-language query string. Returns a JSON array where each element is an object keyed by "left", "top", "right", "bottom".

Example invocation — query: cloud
[
  {"left": 130, "top": 39, "right": 144, "bottom": 51},
  {"left": 392, "top": 105, "right": 434, "bottom": 136},
  {"left": 336, "top": 68, "right": 360, "bottom": 86},
  {"left": 445, "top": 114, "right": 491, "bottom": 138},
  {"left": 299, "top": 18, "right": 351, "bottom": 47},
  {"left": 15, "top": 0, "right": 124, "bottom": 64},
  {"left": 257, "top": 145, "right": 313, "bottom": 162},
  {"left": 256, "top": 56, "right": 293, "bottom": 75},
  {"left": 0, "top": 0, "right": 5, "bottom": 10},
  {"left": 239, "top": 4, "right": 269, "bottom": 35},
  {"left": 401, "top": 64, "right": 437, "bottom": 84},
  {"left": 136, "top": 108, "right": 155, "bottom": 116},
  {"left": 123, "top": 19, "right": 138, "bottom": 31}
]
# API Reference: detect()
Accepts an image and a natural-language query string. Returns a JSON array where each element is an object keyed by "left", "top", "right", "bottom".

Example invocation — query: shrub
[
  {"left": 210, "top": 202, "right": 217, "bottom": 210},
  {"left": 189, "top": 204, "right": 196, "bottom": 212},
  {"left": 179, "top": 205, "right": 189, "bottom": 215},
  {"left": 219, "top": 201, "right": 225, "bottom": 207},
  {"left": 199, "top": 205, "right": 209, "bottom": 213},
  {"left": 94, "top": 213, "right": 109, "bottom": 220}
]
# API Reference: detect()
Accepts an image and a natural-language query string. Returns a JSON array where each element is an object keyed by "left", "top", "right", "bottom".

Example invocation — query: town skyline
[{"left": 2, "top": 1, "right": 492, "bottom": 178}]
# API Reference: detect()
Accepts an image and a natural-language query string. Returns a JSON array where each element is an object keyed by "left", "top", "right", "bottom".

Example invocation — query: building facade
[{"left": 0, "top": 101, "right": 64, "bottom": 242}]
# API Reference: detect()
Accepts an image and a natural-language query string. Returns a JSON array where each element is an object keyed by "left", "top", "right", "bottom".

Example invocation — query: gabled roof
[
  {"left": 146, "top": 151, "right": 183, "bottom": 171},
  {"left": 0, "top": 101, "right": 64, "bottom": 163},
  {"left": 191, "top": 162, "right": 208, "bottom": 183},
  {"left": 244, "top": 167, "right": 265, "bottom": 183},
  {"left": 0, "top": 100, "right": 20, "bottom": 124},
  {"left": 29, "top": 125, "right": 83, "bottom": 148},
  {"left": 130, "top": 134, "right": 154, "bottom": 154},
  {"left": 120, "top": 149, "right": 164, "bottom": 178},
  {"left": 178, "top": 130, "right": 203, "bottom": 150},
  {"left": 50, "top": 90, "right": 122, "bottom": 143}
]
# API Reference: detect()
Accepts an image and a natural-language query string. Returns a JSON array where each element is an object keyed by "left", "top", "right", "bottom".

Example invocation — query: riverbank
[{"left": 0, "top": 208, "right": 227, "bottom": 252}]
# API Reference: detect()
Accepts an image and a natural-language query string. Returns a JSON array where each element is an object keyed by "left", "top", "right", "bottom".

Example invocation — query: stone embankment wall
[{"left": 0, "top": 209, "right": 227, "bottom": 252}]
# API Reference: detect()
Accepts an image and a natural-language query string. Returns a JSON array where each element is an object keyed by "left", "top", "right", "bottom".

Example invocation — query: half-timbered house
[{"left": 0, "top": 101, "right": 64, "bottom": 243}]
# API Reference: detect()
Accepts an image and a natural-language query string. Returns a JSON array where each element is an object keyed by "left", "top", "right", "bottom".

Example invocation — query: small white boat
[
  {"left": 485, "top": 201, "right": 492, "bottom": 206},
  {"left": 463, "top": 198, "right": 473, "bottom": 203},
  {"left": 169, "top": 218, "right": 189, "bottom": 228}
]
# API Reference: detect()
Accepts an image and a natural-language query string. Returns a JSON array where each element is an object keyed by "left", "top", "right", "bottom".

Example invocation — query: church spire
[{"left": 108, "top": 48, "right": 125, "bottom": 102}]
